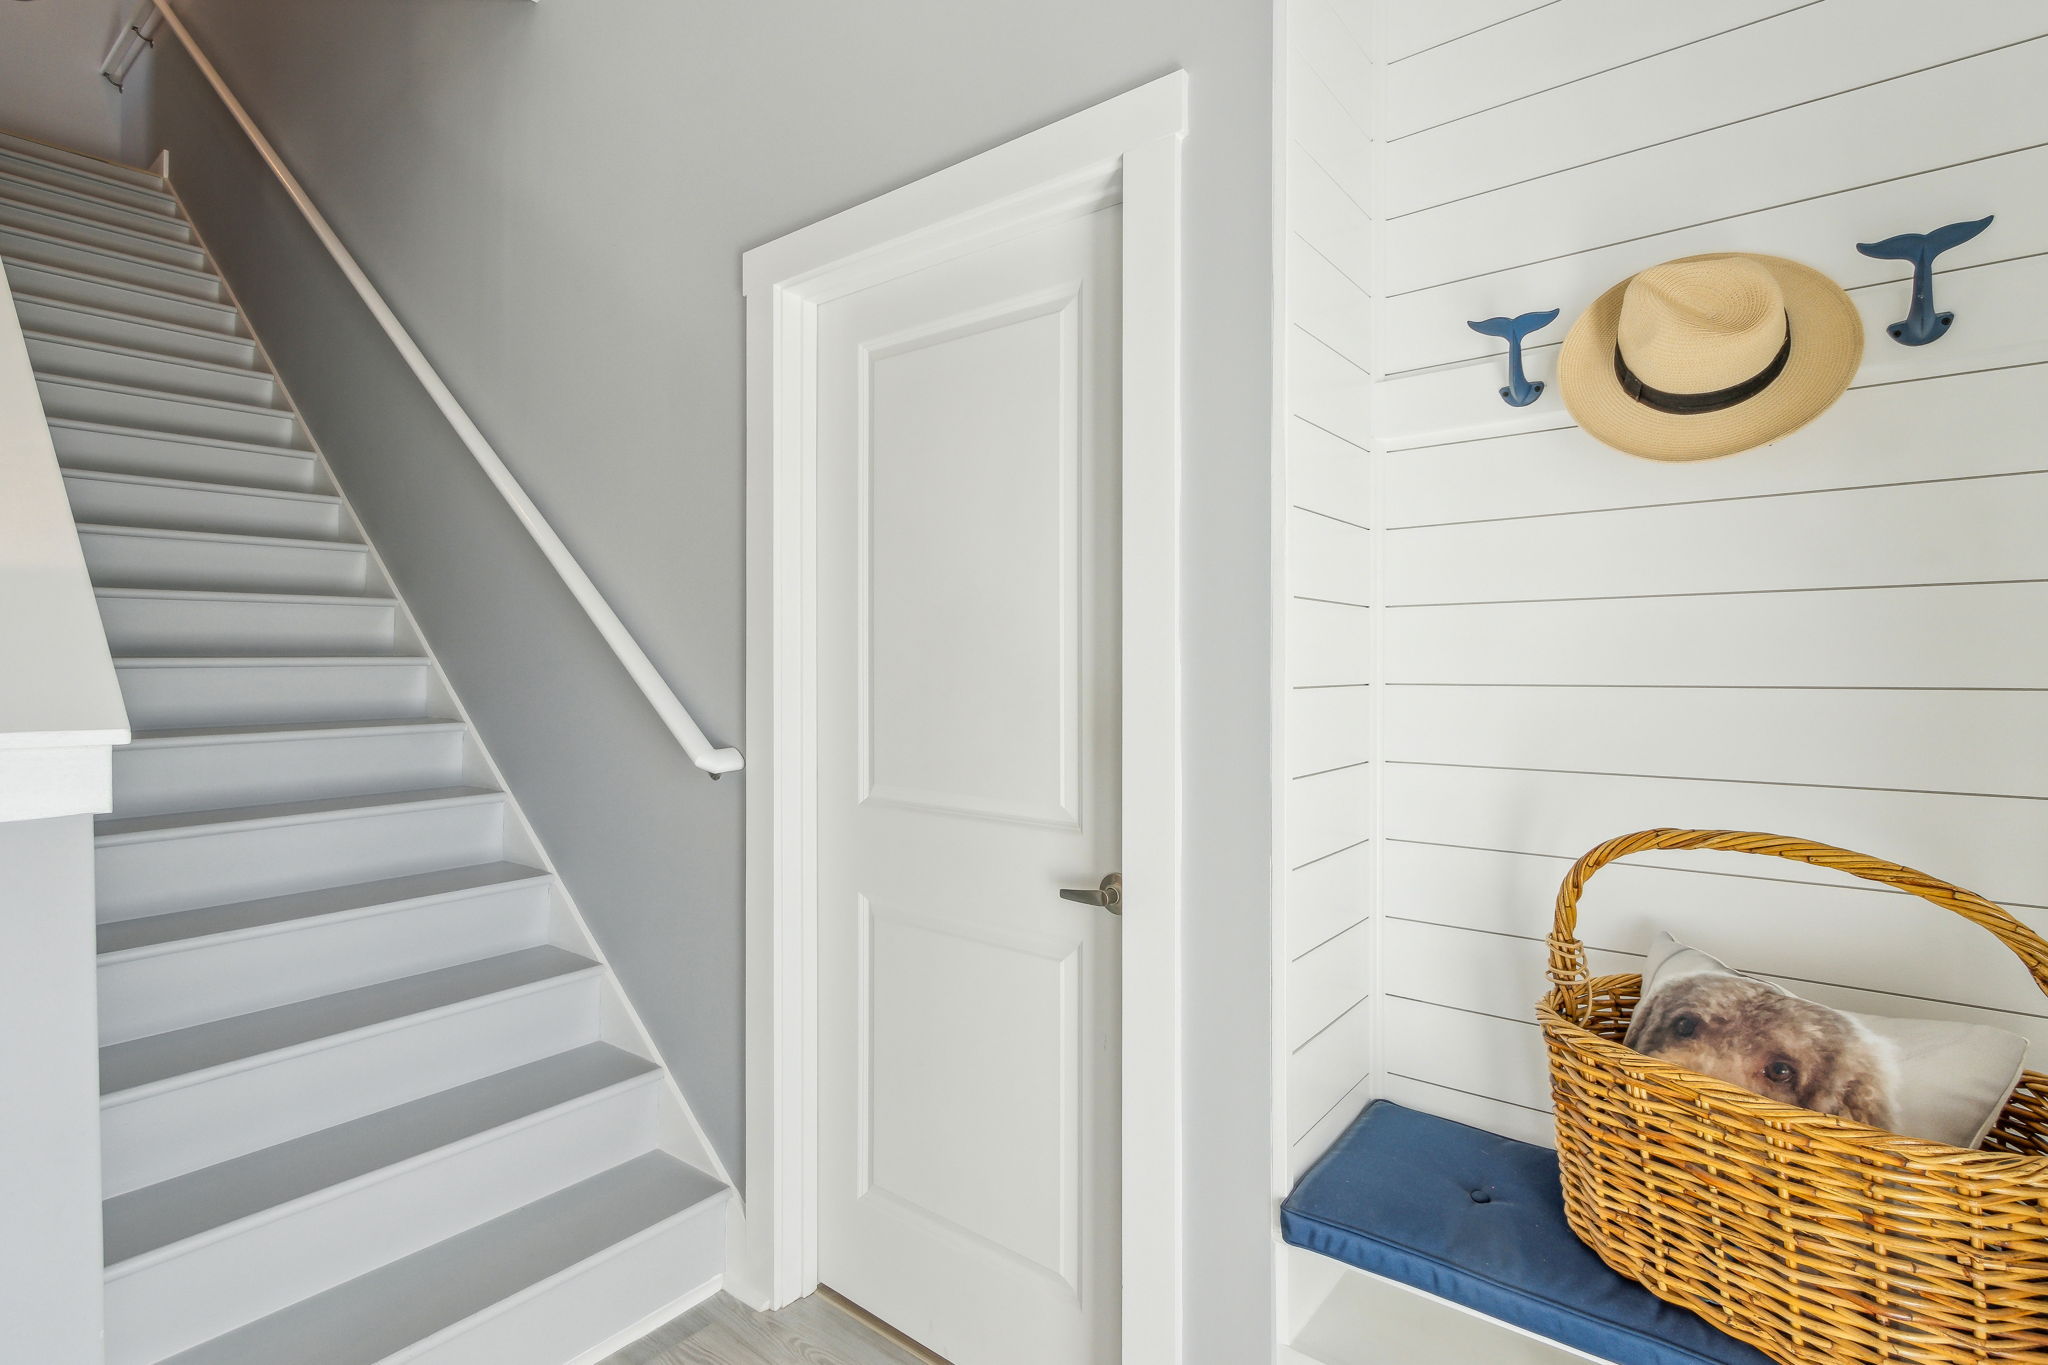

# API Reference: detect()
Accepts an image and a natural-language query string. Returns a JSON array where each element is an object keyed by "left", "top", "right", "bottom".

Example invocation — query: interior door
[{"left": 815, "top": 202, "right": 1123, "bottom": 1365}]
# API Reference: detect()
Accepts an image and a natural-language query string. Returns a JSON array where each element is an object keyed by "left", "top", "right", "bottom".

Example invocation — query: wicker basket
[{"left": 1536, "top": 829, "right": 2048, "bottom": 1364}]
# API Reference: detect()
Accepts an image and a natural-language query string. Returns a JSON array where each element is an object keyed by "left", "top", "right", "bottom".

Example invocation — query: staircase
[{"left": 0, "top": 129, "right": 729, "bottom": 1365}]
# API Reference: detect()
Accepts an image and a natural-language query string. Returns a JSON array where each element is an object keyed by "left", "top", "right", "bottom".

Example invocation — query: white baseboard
[{"left": 562, "top": 1275, "right": 722, "bottom": 1365}]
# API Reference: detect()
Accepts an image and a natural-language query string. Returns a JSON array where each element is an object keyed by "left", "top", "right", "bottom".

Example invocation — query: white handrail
[{"left": 143, "top": 0, "right": 742, "bottom": 776}]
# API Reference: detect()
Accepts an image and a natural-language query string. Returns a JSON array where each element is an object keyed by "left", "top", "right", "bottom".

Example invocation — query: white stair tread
[
  {"left": 0, "top": 132, "right": 164, "bottom": 188},
  {"left": 37, "top": 372, "right": 296, "bottom": 421},
  {"left": 128, "top": 718, "right": 464, "bottom": 747},
  {"left": 158, "top": 1153, "right": 724, "bottom": 1365},
  {"left": 26, "top": 328, "right": 266, "bottom": 379},
  {"left": 3, "top": 221, "right": 218, "bottom": 285},
  {"left": 0, "top": 165, "right": 181, "bottom": 223},
  {"left": 0, "top": 198, "right": 197, "bottom": 255},
  {"left": 99, "top": 861, "right": 551, "bottom": 956},
  {"left": 0, "top": 182, "right": 191, "bottom": 244},
  {"left": 51, "top": 417, "right": 317, "bottom": 462},
  {"left": 64, "top": 467, "right": 340, "bottom": 506},
  {"left": 100, "top": 945, "right": 598, "bottom": 1096},
  {"left": 115, "top": 652, "right": 430, "bottom": 666},
  {"left": 96, "top": 585, "right": 396, "bottom": 605},
  {"left": 15, "top": 291, "right": 241, "bottom": 345},
  {"left": 0, "top": 146, "right": 176, "bottom": 205},
  {"left": 76, "top": 521, "right": 365, "bottom": 551},
  {"left": 104, "top": 1043, "right": 659, "bottom": 1267},
  {"left": 3, "top": 254, "right": 236, "bottom": 315},
  {"left": 96, "top": 785, "right": 500, "bottom": 842}
]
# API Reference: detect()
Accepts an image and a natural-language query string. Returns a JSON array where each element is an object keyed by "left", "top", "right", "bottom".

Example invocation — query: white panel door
[{"left": 816, "top": 202, "right": 1123, "bottom": 1365}]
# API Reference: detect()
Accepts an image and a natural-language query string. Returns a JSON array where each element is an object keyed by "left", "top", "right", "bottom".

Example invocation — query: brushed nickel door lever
[{"left": 1058, "top": 873, "right": 1122, "bottom": 915}]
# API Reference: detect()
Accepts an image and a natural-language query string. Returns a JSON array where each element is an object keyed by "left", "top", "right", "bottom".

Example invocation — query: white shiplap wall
[
  {"left": 1360, "top": 0, "right": 2048, "bottom": 1148},
  {"left": 1279, "top": 0, "right": 1376, "bottom": 1181}
]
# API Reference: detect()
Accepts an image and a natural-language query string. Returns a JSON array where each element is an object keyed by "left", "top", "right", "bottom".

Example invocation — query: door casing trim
[{"left": 735, "top": 70, "right": 1188, "bottom": 1365}]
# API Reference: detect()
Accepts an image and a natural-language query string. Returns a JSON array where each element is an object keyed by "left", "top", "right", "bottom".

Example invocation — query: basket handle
[{"left": 1546, "top": 829, "right": 2048, "bottom": 1013}]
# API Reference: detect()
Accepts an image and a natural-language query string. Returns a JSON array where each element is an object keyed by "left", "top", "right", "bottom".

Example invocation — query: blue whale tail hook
[
  {"left": 1468, "top": 308, "right": 1560, "bottom": 407},
  {"left": 1856, "top": 215, "right": 1993, "bottom": 347}
]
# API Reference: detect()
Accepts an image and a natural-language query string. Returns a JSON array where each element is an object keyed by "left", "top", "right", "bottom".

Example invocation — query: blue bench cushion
[{"left": 1282, "top": 1102, "right": 1774, "bottom": 1365}]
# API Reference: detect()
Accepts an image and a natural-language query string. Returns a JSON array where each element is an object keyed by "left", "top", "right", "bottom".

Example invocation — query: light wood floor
[{"left": 602, "top": 1290, "right": 949, "bottom": 1365}]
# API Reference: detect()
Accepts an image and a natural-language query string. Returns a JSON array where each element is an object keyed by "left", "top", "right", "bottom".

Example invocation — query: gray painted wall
[
  {"left": 134, "top": 4, "right": 1276, "bottom": 1355},
  {"left": 0, "top": 0, "right": 131, "bottom": 160}
]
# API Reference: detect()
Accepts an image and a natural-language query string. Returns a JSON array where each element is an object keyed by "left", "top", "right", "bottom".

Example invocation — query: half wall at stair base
[{"left": 0, "top": 814, "right": 108, "bottom": 1365}]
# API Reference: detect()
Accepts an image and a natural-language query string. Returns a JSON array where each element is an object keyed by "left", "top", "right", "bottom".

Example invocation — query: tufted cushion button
[{"left": 1470, "top": 1189, "right": 1492, "bottom": 1204}]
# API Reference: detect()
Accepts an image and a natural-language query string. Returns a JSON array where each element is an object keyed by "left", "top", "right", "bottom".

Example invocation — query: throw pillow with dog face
[{"left": 1623, "top": 933, "right": 2027, "bottom": 1150}]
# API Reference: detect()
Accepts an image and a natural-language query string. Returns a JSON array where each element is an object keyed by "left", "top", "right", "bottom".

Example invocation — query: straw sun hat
[{"left": 1558, "top": 253, "right": 1863, "bottom": 461}]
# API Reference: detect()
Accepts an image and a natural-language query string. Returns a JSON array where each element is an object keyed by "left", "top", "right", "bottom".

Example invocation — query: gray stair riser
[
  {"left": 115, "top": 659, "right": 434, "bottom": 730},
  {"left": 104, "top": 1081, "right": 663, "bottom": 1365},
  {"left": 0, "top": 132, "right": 165, "bottom": 191},
  {"left": 99, "top": 975, "right": 603, "bottom": 1196},
  {"left": 81, "top": 528, "right": 371, "bottom": 596},
  {"left": 66, "top": 475, "right": 344, "bottom": 540},
  {"left": 97, "top": 797, "right": 508, "bottom": 919},
  {"left": 96, "top": 592, "right": 398, "bottom": 654},
  {"left": 4, "top": 259, "right": 241, "bottom": 332},
  {"left": 0, "top": 148, "right": 178, "bottom": 213},
  {"left": 53, "top": 423, "right": 320, "bottom": 489},
  {"left": 18, "top": 298, "right": 260, "bottom": 368},
  {"left": 0, "top": 225, "right": 223, "bottom": 300},
  {"left": 111, "top": 727, "right": 467, "bottom": 819},
  {"left": 0, "top": 171, "right": 192, "bottom": 241},
  {"left": 0, "top": 201, "right": 206, "bottom": 268},
  {"left": 29, "top": 335, "right": 276, "bottom": 405},
  {"left": 39, "top": 379, "right": 299, "bottom": 448},
  {"left": 401, "top": 1190, "right": 729, "bottom": 1365},
  {"left": 98, "top": 881, "right": 554, "bottom": 1042}
]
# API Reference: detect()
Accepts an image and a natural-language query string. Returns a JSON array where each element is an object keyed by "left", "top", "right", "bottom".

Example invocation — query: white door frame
[{"left": 734, "top": 71, "right": 1188, "bottom": 1364}]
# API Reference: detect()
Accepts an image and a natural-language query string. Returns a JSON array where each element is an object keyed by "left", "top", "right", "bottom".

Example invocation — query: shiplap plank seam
[
  {"left": 1292, "top": 1075, "right": 1371, "bottom": 1149},
  {"left": 1295, "top": 991, "right": 1372, "bottom": 1057},
  {"left": 1386, "top": 837, "right": 2048, "bottom": 913},
  {"left": 1388, "top": 575, "right": 2048, "bottom": 610},
  {"left": 1388, "top": 30, "right": 2048, "bottom": 222},
  {"left": 1393, "top": 467, "right": 2048, "bottom": 532},
  {"left": 1390, "top": 683, "right": 2048, "bottom": 693},
  {"left": 1386, "top": 992, "right": 1538, "bottom": 1030},
  {"left": 1386, "top": 1072, "right": 1550, "bottom": 1115},
  {"left": 1298, "top": 323, "right": 1371, "bottom": 376},
  {"left": 1385, "top": 914, "right": 2048, "bottom": 1025},
  {"left": 1392, "top": 358, "right": 2048, "bottom": 458},
  {"left": 1386, "top": 138, "right": 2048, "bottom": 300},
  {"left": 1388, "top": 758, "right": 2048, "bottom": 806},
  {"left": 1383, "top": 0, "right": 1563, "bottom": 65},
  {"left": 1296, "top": 1073, "right": 1370, "bottom": 1146},
  {"left": 1296, "top": 506, "right": 1371, "bottom": 531},
  {"left": 1385, "top": 0, "right": 1822, "bottom": 142},
  {"left": 1293, "top": 835, "right": 1370, "bottom": 874},
  {"left": 1295, "top": 232, "right": 1374, "bottom": 299},
  {"left": 1298, "top": 414, "right": 1370, "bottom": 456},
  {"left": 1293, "top": 140, "right": 1375, "bottom": 226},
  {"left": 1294, "top": 913, "right": 1375, "bottom": 963}
]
